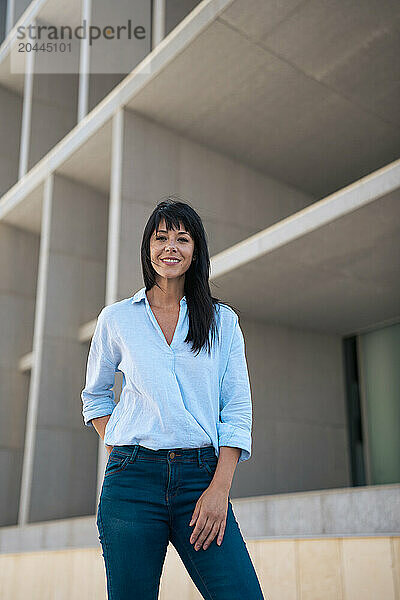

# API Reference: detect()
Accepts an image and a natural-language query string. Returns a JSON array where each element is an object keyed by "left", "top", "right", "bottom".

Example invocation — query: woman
[{"left": 81, "top": 198, "right": 264, "bottom": 600}]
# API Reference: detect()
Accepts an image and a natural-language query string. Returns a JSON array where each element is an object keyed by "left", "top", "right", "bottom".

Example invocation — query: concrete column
[
  {"left": 5, "top": 0, "right": 14, "bottom": 34},
  {"left": 95, "top": 108, "right": 124, "bottom": 499},
  {"left": 18, "top": 175, "right": 53, "bottom": 525},
  {"left": 106, "top": 109, "right": 124, "bottom": 306},
  {"left": 77, "top": 0, "right": 91, "bottom": 122},
  {"left": 18, "top": 29, "right": 35, "bottom": 179},
  {"left": 152, "top": 0, "right": 165, "bottom": 48}
]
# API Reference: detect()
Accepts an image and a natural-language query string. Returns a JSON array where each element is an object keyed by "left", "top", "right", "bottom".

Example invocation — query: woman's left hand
[{"left": 189, "top": 483, "right": 229, "bottom": 550}]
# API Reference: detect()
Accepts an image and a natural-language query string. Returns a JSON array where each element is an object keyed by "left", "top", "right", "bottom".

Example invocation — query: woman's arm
[
  {"left": 91, "top": 415, "right": 114, "bottom": 455},
  {"left": 81, "top": 307, "right": 120, "bottom": 437},
  {"left": 208, "top": 446, "right": 240, "bottom": 492},
  {"left": 217, "top": 315, "right": 252, "bottom": 462}
]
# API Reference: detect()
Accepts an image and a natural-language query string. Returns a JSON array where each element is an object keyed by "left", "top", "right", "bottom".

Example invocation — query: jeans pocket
[
  {"left": 202, "top": 458, "right": 218, "bottom": 476},
  {"left": 104, "top": 453, "right": 130, "bottom": 477}
]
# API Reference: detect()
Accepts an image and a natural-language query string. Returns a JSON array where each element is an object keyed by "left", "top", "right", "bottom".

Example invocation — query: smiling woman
[
  {"left": 81, "top": 197, "right": 264, "bottom": 599},
  {"left": 151, "top": 223, "right": 195, "bottom": 276}
]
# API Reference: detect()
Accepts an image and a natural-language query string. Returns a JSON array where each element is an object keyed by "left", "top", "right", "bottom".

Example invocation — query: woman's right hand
[{"left": 91, "top": 415, "right": 112, "bottom": 451}]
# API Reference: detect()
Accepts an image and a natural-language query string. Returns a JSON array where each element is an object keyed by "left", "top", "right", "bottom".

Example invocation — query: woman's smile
[{"left": 160, "top": 257, "right": 181, "bottom": 264}]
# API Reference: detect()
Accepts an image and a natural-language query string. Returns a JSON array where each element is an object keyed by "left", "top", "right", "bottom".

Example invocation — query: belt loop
[
  {"left": 197, "top": 448, "right": 203, "bottom": 468},
  {"left": 129, "top": 445, "right": 139, "bottom": 463}
]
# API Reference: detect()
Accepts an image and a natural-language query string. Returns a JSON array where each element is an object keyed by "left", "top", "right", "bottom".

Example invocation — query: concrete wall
[
  {"left": 236, "top": 317, "right": 350, "bottom": 497},
  {"left": 29, "top": 29, "right": 79, "bottom": 171},
  {"left": 0, "top": 536, "right": 399, "bottom": 599},
  {"left": 165, "top": 0, "right": 202, "bottom": 37},
  {"left": 29, "top": 174, "right": 108, "bottom": 523},
  {"left": 0, "top": 223, "right": 39, "bottom": 526},
  {"left": 0, "top": 0, "right": 6, "bottom": 45},
  {"left": 88, "top": 74, "right": 126, "bottom": 113},
  {"left": 87, "top": 0, "right": 151, "bottom": 112},
  {"left": 14, "top": 0, "right": 32, "bottom": 23},
  {"left": 118, "top": 109, "right": 314, "bottom": 299},
  {"left": 0, "top": 84, "right": 22, "bottom": 197}
]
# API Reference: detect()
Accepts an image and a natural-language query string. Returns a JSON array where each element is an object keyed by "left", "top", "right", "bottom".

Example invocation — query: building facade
[{"left": 0, "top": 1, "right": 399, "bottom": 598}]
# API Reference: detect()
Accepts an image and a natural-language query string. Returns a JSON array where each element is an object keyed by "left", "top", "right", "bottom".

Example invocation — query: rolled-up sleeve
[
  {"left": 218, "top": 316, "right": 252, "bottom": 462},
  {"left": 81, "top": 307, "right": 120, "bottom": 428}
]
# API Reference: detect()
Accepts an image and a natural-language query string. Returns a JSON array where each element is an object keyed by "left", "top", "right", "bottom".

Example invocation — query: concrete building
[{"left": 0, "top": 0, "right": 399, "bottom": 598}]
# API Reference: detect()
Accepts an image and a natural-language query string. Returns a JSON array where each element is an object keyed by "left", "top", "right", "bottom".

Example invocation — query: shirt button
[{"left": 169, "top": 452, "right": 175, "bottom": 459}]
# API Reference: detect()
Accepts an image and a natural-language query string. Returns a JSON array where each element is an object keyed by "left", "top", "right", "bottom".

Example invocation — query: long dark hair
[{"left": 140, "top": 196, "right": 238, "bottom": 355}]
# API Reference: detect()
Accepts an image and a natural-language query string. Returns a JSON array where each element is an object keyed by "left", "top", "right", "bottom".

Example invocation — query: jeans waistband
[{"left": 111, "top": 444, "right": 216, "bottom": 463}]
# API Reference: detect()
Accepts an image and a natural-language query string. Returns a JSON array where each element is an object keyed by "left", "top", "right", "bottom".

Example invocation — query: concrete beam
[
  {"left": 18, "top": 351, "right": 34, "bottom": 372},
  {"left": 77, "top": 319, "right": 96, "bottom": 344},
  {"left": 210, "top": 158, "right": 400, "bottom": 281}
]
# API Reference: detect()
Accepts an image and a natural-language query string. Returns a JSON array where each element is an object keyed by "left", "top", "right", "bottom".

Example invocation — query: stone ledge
[{"left": 0, "top": 484, "right": 399, "bottom": 554}]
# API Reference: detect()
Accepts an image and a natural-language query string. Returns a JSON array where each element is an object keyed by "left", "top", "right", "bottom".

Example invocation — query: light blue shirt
[{"left": 81, "top": 287, "right": 252, "bottom": 462}]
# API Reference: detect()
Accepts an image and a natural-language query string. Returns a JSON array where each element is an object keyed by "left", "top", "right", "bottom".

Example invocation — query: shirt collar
[{"left": 131, "top": 287, "right": 186, "bottom": 305}]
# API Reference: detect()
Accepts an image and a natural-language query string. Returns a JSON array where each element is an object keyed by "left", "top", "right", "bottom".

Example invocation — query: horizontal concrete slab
[
  {"left": 234, "top": 483, "right": 400, "bottom": 540},
  {"left": 210, "top": 159, "right": 400, "bottom": 335},
  {"left": 127, "top": 0, "right": 400, "bottom": 198}
]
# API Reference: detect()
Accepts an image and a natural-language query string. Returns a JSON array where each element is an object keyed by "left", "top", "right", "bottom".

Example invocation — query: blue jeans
[{"left": 96, "top": 444, "right": 264, "bottom": 600}]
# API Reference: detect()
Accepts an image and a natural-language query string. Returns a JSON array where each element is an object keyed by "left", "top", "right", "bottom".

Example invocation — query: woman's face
[{"left": 150, "top": 219, "right": 195, "bottom": 280}]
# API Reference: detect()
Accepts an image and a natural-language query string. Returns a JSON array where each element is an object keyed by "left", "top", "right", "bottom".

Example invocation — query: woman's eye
[{"left": 156, "top": 236, "right": 189, "bottom": 242}]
